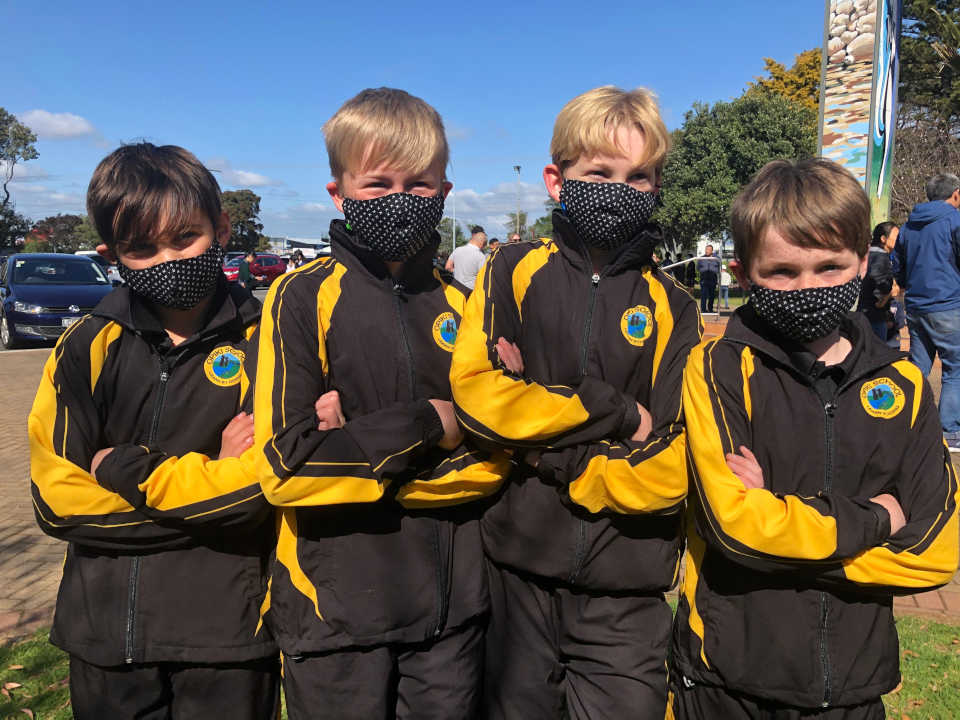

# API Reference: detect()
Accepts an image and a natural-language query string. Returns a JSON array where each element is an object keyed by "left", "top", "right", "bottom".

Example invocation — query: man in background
[{"left": 446, "top": 225, "right": 488, "bottom": 289}]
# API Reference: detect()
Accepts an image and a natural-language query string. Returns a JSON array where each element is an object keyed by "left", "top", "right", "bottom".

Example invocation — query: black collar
[
  {"left": 328, "top": 219, "right": 441, "bottom": 292},
  {"left": 550, "top": 209, "right": 662, "bottom": 276}
]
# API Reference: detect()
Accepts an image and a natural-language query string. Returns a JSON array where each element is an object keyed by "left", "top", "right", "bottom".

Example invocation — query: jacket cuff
[
  {"left": 617, "top": 394, "right": 642, "bottom": 439},
  {"left": 417, "top": 399, "right": 446, "bottom": 448},
  {"left": 95, "top": 444, "right": 168, "bottom": 507},
  {"left": 865, "top": 499, "right": 893, "bottom": 543}
]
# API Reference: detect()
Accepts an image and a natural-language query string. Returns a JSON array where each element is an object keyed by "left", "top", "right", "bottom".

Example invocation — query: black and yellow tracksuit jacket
[
  {"left": 450, "top": 211, "right": 702, "bottom": 591},
  {"left": 30, "top": 280, "right": 276, "bottom": 666},
  {"left": 673, "top": 306, "right": 960, "bottom": 709},
  {"left": 253, "top": 221, "right": 509, "bottom": 656}
]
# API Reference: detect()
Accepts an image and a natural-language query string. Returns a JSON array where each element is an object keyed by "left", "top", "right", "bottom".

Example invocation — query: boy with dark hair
[
  {"left": 253, "top": 87, "right": 509, "bottom": 719},
  {"left": 451, "top": 85, "right": 701, "bottom": 719},
  {"left": 671, "top": 158, "right": 959, "bottom": 719},
  {"left": 30, "top": 142, "right": 279, "bottom": 718}
]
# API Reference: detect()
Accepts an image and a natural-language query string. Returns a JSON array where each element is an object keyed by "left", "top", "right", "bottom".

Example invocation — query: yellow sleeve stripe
[
  {"left": 136, "top": 449, "right": 258, "bottom": 511},
  {"left": 740, "top": 347, "right": 755, "bottom": 422},
  {"left": 89, "top": 321, "right": 123, "bottom": 393},
  {"left": 316, "top": 263, "right": 346, "bottom": 376},
  {"left": 685, "top": 341, "right": 842, "bottom": 560},
  {"left": 893, "top": 360, "right": 924, "bottom": 428},
  {"left": 394, "top": 455, "right": 510, "bottom": 508},
  {"left": 644, "top": 270, "right": 674, "bottom": 388},
  {"left": 437, "top": 271, "right": 467, "bottom": 314},
  {"left": 275, "top": 510, "right": 323, "bottom": 619},
  {"left": 682, "top": 528, "right": 711, "bottom": 668},
  {"left": 511, "top": 242, "right": 557, "bottom": 322}
]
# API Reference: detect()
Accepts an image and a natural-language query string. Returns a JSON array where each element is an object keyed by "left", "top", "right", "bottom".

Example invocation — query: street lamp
[{"left": 512, "top": 165, "right": 521, "bottom": 236}]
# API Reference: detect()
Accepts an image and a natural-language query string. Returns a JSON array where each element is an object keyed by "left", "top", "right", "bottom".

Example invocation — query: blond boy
[
  {"left": 450, "top": 86, "right": 701, "bottom": 719},
  {"left": 253, "top": 88, "right": 508, "bottom": 719}
]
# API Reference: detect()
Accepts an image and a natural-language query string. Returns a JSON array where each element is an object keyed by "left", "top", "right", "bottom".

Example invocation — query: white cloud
[
  {"left": 8, "top": 183, "right": 85, "bottom": 219},
  {"left": 18, "top": 110, "right": 97, "bottom": 139},
  {"left": 448, "top": 181, "right": 550, "bottom": 234},
  {"left": 261, "top": 201, "right": 336, "bottom": 237},
  {"left": 447, "top": 123, "right": 474, "bottom": 141},
  {"left": 206, "top": 157, "right": 279, "bottom": 188},
  {"left": 1, "top": 161, "right": 49, "bottom": 182}
]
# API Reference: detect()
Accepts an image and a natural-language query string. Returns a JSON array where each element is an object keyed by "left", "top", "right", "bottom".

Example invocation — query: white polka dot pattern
[
  {"left": 559, "top": 180, "right": 658, "bottom": 251},
  {"left": 750, "top": 276, "right": 862, "bottom": 342},
  {"left": 118, "top": 243, "right": 225, "bottom": 310},
  {"left": 342, "top": 191, "right": 445, "bottom": 262}
]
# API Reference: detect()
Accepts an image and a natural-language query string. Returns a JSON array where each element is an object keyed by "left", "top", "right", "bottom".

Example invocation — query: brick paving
[{"left": 0, "top": 315, "right": 958, "bottom": 644}]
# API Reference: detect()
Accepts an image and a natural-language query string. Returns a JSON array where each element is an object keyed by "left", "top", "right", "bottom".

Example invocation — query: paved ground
[{"left": 0, "top": 305, "right": 957, "bottom": 643}]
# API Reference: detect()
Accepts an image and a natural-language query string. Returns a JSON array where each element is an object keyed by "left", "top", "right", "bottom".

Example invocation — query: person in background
[
  {"left": 487, "top": 237, "right": 501, "bottom": 254},
  {"left": 238, "top": 251, "right": 264, "bottom": 290},
  {"left": 684, "top": 253, "right": 697, "bottom": 288},
  {"left": 894, "top": 172, "right": 960, "bottom": 451},
  {"left": 719, "top": 263, "right": 731, "bottom": 309},
  {"left": 859, "top": 221, "right": 899, "bottom": 346},
  {"left": 696, "top": 244, "right": 721, "bottom": 313},
  {"left": 508, "top": 232, "right": 522, "bottom": 243},
  {"left": 446, "top": 225, "right": 488, "bottom": 289}
]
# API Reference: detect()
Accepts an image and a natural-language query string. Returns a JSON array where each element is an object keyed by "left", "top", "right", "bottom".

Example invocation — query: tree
[
  {"left": 221, "top": 190, "right": 264, "bottom": 252},
  {"left": 0, "top": 203, "right": 30, "bottom": 248},
  {"left": 437, "top": 217, "right": 467, "bottom": 256},
  {"left": 529, "top": 199, "right": 560, "bottom": 240},
  {"left": 891, "top": 119, "right": 960, "bottom": 221},
  {"left": 73, "top": 216, "right": 102, "bottom": 250},
  {"left": 0, "top": 108, "right": 39, "bottom": 208},
  {"left": 503, "top": 211, "right": 528, "bottom": 238},
  {"left": 30, "top": 214, "right": 85, "bottom": 253},
  {"left": 656, "top": 93, "right": 817, "bottom": 247},
  {"left": 746, "top": 49, "right": 822, "bottom": 114},
  {"left": 900, "top": 0, "right": 960, "bottom": 129}
]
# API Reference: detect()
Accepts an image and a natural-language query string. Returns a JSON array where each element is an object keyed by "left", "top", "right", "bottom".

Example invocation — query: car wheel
[{"left": 0, "top": 313, "right": 19, "bottom": 350}]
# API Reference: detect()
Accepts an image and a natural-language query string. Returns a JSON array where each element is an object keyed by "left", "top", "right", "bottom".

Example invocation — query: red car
[{"left": 222, "top": 253, "right": 287, "bottom": 286}]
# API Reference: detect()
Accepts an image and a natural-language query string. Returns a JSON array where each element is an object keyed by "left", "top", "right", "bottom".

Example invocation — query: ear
[
  {"left": 543, "top": 164, "right": 564, "bottom": 203},
  {"left": 216, "top": 211, "right": 230, "bottom": 248},
  {"left": 729, "top": 258, "right": 751, "bottom": 291},
  {"left": 442, "top": 180, "right": 453, "bottom": 198},
  {"left": 326, "top": 180, "right": 345, "bottom": 213},
  {"left": 96, "top": 243, "right": 117, "bottom": 264}
]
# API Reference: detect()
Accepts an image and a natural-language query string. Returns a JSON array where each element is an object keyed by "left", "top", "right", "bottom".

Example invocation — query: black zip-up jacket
[
  {"left": 450, "top": 211, "right": 702, "bottom": 591},
  {"left": 252, "top": 221, "right": 509, "bottom": 656},
  {"left": 30, "top": 280, "right": 276, "bottom": 666},
  {"left": 673, "top": 307, "right": 959, "bottom": 708},
  {"left": 858, "top": 246, "right": 895, "bottom": 323}
]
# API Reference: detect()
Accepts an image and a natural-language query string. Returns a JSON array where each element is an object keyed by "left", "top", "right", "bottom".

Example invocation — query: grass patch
[
  {"left": 0, "top": 629, "right": 70, "bottom": 720},
  {"left": 1, "top": 615, "right": 957, "bottom": 718}
]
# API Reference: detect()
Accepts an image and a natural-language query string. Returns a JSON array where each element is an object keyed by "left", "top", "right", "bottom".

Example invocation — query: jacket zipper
[
  {"left": 393, "top": 281, "right": 450, "bottom": 635},
  {"left": 569, "top": 272, "right": 601, "bottom": 584},
  {"left": 818, "top": 398, "right": 837, "bottom": 707},
  {"left": 125, "top": 356, "right": 171, "bottom": 664}
]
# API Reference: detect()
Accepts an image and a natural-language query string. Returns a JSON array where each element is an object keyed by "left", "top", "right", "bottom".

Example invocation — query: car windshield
[
  {"left": 225, "top": 257, "right": 243, "bottom": 267},
  {"left": 12, "top": 258, "right": 110, "bottom": 285}
]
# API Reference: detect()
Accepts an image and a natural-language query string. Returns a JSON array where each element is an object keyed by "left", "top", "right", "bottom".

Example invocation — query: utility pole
[{"left": 513, "top": 165, "right": 521, "bottom": 235}]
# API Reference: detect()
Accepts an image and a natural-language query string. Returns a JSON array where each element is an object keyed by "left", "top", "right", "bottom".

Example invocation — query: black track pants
[
  {"left": 483, "top": 560, "right": 671, "bottom": 720},
  {"left": 68, "top": 654, "right": 280, "bottom": 720},
  {"left": 283, "top": 618, "right": 484, "bottom": 720},
  {"left": 669, "top": 676, "right": 885, "bottom": 720}
]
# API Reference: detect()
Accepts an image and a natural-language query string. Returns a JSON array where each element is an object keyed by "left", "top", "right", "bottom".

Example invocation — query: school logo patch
[
  {"left": 204, "top": 346, "right": 245, "bottom": 387},
  {"left": 432, "top": 312, "right": 458, "bottom": 352},
  {"left": 860, "top": 377, "right": 905, "bottom": 419},
  {"left": 620, "top": 305, "right": 654, "bottom": 347}
]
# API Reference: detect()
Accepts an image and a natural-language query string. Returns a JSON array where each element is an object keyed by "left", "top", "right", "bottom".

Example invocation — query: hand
[
  {"left": 870, "top": 493, "right": 906, "bottom": 535},
  {"left": 496, "top": 337, "right": 524, "bottom": 374},
  {"left": 630, "top": 403, "right": 653, "bottom": 442},
  {"left": 220, "top": 412, "right": 255, "bottom": 459},
  {"left": 429, "top": 399, "right": 464, "bottom": 450},
  {"left": 726, "top": 445, "right": 764, "bottom": 489},
  {"left": 315, "top": 390, "right": 346, "bottom": 430},
  {"left": 90, "top": 448, "right": 114, "bottom": 479}
]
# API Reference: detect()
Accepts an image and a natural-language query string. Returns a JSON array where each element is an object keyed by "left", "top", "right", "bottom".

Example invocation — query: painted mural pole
[{"left": 818, "top": 0, "right": 903, "bottom": 226}]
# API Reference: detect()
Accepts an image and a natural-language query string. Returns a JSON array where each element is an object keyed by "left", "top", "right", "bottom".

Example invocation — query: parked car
[
  {"left": 0, "top": 253, "right": 115, "bottom": 349},
  {"left": 222, "top": 253, "right": 287, "bottom": 286},
  {"left": 75, "top": 250, "right": 122, "bottom": 284}
]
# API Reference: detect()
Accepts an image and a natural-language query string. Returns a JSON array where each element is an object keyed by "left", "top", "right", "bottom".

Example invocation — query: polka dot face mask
[
  {"left": 342, "top": 191, "right": 445, "bottom": 262},
  {"left": 750, "top": 275, "right": 862, "bottom": 343},
  {"left": 118, "top": 243, "right": 225, "bottom": 310},
  {"left": 559, "top": 180, "right": 658, "bottom": 251}
]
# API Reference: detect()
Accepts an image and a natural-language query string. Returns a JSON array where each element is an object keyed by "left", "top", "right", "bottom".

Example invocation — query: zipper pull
[
  {"left": 824, "top": 402, "right": 836, "bottom": 416},
  {"left": 393, "top": 282, "right": 405, "bottom": 296},
  {"left": 159, "top": 370, "right": 169, "bottom": 383},
  {"left": 591, "top": 273, "right": 600, "bottom": 286}
]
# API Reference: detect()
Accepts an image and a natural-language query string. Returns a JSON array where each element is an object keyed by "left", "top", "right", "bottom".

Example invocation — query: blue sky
[{"left": 4, "top": 0, "right": 823, "bottom": 240}]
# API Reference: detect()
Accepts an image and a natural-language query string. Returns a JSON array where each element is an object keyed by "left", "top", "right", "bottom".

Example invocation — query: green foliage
[
  {"left": 503, "top": 211, "right": 528, "bottom": 238},
  {"left": 73, "top": 216, "right": 102, "bottom": 251},
  {"left": 529, "top": 199, "right": 560, "bottom": 240},
  {"left": 437, "top": 217, "right": 467, "bottom": 256},
  {"left": 656, "top": 93, "right": 817, "bottom": 249},
  {"left": 901, "top": 0, "right": 960, "bottom": 129},
  {"left": 0, "top": 203, "right": 31, "bottom": 248},
  {"left": 30, "top": 214, "right": 86, "bottom": 253},
  {"left": 882, "top": 615, "right": 960, "bottom": 718},
  {"left": 221, "top": 189, "right": 264, "bottom": 252},
  {"left": 0, "top": 107, "right": 39, "bottom": 208},
  {"left": 746, "top": 48, "right": 822, "bottom": 113}
]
